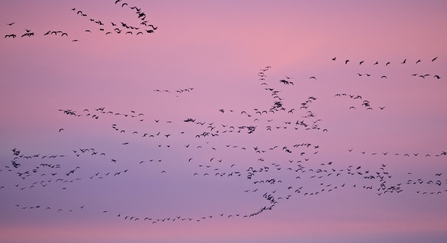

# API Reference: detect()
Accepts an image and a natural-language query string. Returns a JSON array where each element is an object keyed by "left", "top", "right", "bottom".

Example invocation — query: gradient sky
[{"left": 1, "top": 1, "right": 447, "bottom": 243}]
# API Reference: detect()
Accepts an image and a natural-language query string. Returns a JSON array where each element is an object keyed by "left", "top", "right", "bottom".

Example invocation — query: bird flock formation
[
  {"left": 2, "top": 2, "right": 446, "bottom": 227},
  {"left": 3, "top": 56, "right": 446, "bottom": 224},
  {"left": 4, "top": 1, "right": 157, "bottom": 42},
  {"left": 332, "top": 56, "right": 441, "bottom": 80}
]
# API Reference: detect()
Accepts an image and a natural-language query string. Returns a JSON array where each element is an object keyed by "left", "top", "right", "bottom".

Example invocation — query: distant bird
[
  {"left": 432, "top": 57, "right": 438, "bottom": 62},
  {"left": 332, "top": 57, "right": 336, "bottom": 61},
  {"left": 374, "top": 61, "right": 379, "bottom": 65},
  {"left": 58, "top": 128, "right": 64, "bottom": 132},
  {"left": 345, "top": 60, "right": 349, "bottom": 65},
  {"left": 7, "top": 22, "right": 15, "bottom": 26},
  {"left": 21, "top": 32, "right": 34, "bottom": 37},
  {"left": 416, "top": 59, "right": 421, "bottom": 64},
  {"left": 359, "top": 60, "right": 364, "bottom": 65},
  {"left": 401, "top": 59, "right": 406, "bottom": 64}
]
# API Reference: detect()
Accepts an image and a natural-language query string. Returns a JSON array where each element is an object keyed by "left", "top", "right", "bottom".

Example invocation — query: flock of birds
[
  {"left": 2, "top": 55, "right": 446, "bottom": 224},
  {"left": 1, "top": 2, "right": 445, "bottom": 227},
  {"left": 4, "top": 1, "right": 157, "bottom": 42},
  {"left": 331, "top": 56, "right": 441, "bottom": 80}
]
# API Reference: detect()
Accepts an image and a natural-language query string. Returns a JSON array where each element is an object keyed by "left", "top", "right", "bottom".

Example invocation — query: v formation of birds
[{"left": 2, "top": 2, "right": 446, "bottom": 225}]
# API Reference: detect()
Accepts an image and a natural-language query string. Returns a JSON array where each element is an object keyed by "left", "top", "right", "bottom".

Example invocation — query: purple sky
[{"left": 1, "top": 1, "right": 447, "bottom": 243}]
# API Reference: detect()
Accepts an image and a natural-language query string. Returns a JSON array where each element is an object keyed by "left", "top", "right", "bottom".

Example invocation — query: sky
[{"left": 1, "top": 1, "right": 447, "bottom": 243}]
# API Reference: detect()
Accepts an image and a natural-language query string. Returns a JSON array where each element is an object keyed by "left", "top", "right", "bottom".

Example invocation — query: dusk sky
[{"left": 1, "top": 1, "right": 447, "bottom": 243}]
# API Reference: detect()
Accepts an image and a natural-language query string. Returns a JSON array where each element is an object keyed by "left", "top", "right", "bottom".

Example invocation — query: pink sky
[{"left": 1, "top": 1, "right": 447, "bottom": 243}]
